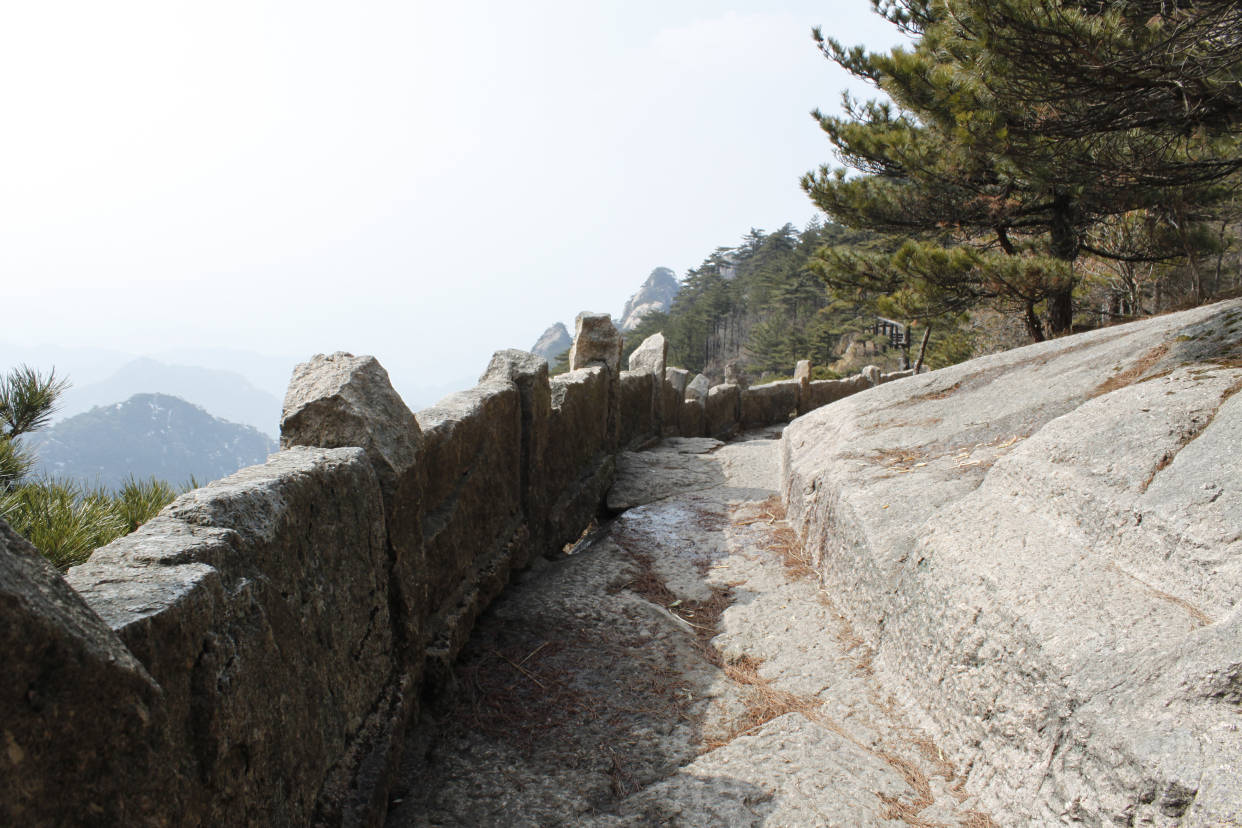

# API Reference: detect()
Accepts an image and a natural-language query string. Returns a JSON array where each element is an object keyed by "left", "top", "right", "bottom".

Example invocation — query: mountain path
[{"left": 386, "top": 428, "right": 996, "bottom": 827}]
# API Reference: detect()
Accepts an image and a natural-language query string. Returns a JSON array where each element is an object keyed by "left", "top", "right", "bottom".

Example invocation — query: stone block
[
  {"left": 807, "top": 374, "right": 870, "bottom": 410},
  {"left": 547, "top": 366, "right": 614, "bottom": 550},
  {"left": 686, "top": 373, "right": 710, "bottom": 402},
  {"left": 280, "top": 351, "right": 425, "bottom": 667},
  {"left": 794, "top": 360, "right": 812, "bottom": 415},
  {"left": 281, "top": 352, "right": 421, "bottom": 497},
  {"left": 681, "top": 398, "right": 706, "bottom": 438},
  {"left": 667, "top": 367, "right": 690, "bottom": 396},
  {"left": 67, "top": 447, "right": 391, "bottom": 827},
  {"left": 741, "top": 380, "right": 799, "bottom": 428},
  {"left": 569, "top": 312, "right": 622, "bottom": 375},
  {"left": 705, "top": 383, "right": 741, "bottom": 440},
  {"left": 661, "top": 378, "right": 683, "bottom": 437},
  {"left": 879, "top": 368, "right": 917, "bottom": 384},
  {"left": 619, "top": 370, "right": 658, "bottom": 448},
  {"left": 724, "top": 360, "right": 749, "bottom": 390},
  {"left": 627, "top": 332, "right": 667, "bottom": 378},
  {"left": 481, "top": 350, "right": 553, "bottom": 557},
  {"left": 2, "top": 520, "right": 170, "bottom": 826},
  {"left": 416, "top": 381, "right": 522, "bottom": 635}
]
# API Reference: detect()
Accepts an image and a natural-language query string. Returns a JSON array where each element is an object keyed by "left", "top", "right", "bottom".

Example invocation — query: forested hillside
[
  {"left": 625, "top": 2, "right": 1242, "bottom": 384},
  {"left": 623, "top": 220, "right": 968, "bottom": 382}
]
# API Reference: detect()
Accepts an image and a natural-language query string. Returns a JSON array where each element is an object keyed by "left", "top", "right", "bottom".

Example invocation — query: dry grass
[
  {"left": 1105, "top": 562, "right": 1213, "bottom": 626},
  {"left": 620, "top": 504, "right": 999, "bottom": 827},
  {"left": 616, "top": 518, "right": 828, "bottom": 754},
  {"left": 873, "top": 447, "right": 930, "bottom": 468},
  {"left": 734, "top": 496, "right": 815, "bottom": 579},
  {"left": 818, "top": 593, "right": 875, "bottom": 676},
  {"left": 876, "top": 749, "right": 939, "bottom": 825},
  {"left": 700, "top": 654, "right": 826, "bottom": 752},
  {"left": 865, "top": 416, "right": 945, "bottom": 432},
  {"left": 615, "top": 548, "right": 734, "bottom": 647},
  {"left": 1140, "top": 373, "right": 1242, "bottom": 493},
  {"left": 912, "top": 736, "right": 959, "bottom": 784},
  {"left": 1091, "top": 343, "right": 1170, "bottom": 398}
]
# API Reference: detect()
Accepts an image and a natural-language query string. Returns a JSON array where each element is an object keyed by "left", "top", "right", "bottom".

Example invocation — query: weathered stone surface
[
  {"left": 549, "top": 366, "right": 609, "bottom": 484},
  {"left": 569, "top": 312, "right": 622, "bottom": 375},
  {"left": 782, "top": 300, "right": 1242, "bottom": 825},
  {"left": 724, "top": 360, "right": 750, "bottom": 390},
  {"left": 606, "top": 437, "right": 724, "bottom": 511},
  {"left": 794, "top": 360, "right": 812, "bottom": 415},
  {"left": 879, "top": 368, "right": 917, "bottom": 384},
  {"left": 680, "top": 398, "right": 706, "bottom": 438},
  {"left": 68, "top": 447, "right": 391, "bottom": 827},
  {"left": 392, "top": 432, "right": 994, "bottom": 827},
  {"left": 481, "top": 350, "right": 553, "bottom": 557},
  {"left": 530, "top": 321, "right": 572, "bottom": 364},
  {"left": 619, "top": 370, "right": 658, "bottom": 449},
  {"left": 806, "top": 374, "right": 870, "bottom": 410},
  {"left": 627, "top": 332, "right": 667, "bottom": 378},
  {"left": 661, "top": 378, "right": 683, "bottom": 437},
  {"left": 705, "top": 383, "right": 741, "bottom": 439},
  {"left": 667, "top": 367, "right": 690, "bottom": 395},
  {"left": 416, "top": 381, "right": 523, "bottom": 662},
  {"left": 2, "top": 519, "right": 169, "bottom": 826},
  {"left": 740, "top": 380, "right": 799, "bottom": 428},
  {"left": 548, "top": 366, "right": 614, "bottom": 550},
  {"left": 280, "top": 350, "right": 425, "bottom": 708},
  {"left": 686, "top": 373, "right": 711, "bottom": 402},
  {"left": 281, "top": 352, "right": 421, "bottom": 495},
  {"left": 860, "top": 364, "right": 881, "bottom": 386}
]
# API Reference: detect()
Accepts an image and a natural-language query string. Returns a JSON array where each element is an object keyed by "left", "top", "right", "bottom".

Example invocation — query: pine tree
[
  {"left": 0, "top": 366, "right": 68, "bottom": 489},
  {"left": 803, "top": 0, "right": 1241, "bottom": 340}
]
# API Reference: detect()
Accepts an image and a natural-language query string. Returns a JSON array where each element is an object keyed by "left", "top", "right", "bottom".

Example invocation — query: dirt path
[{"left": 386, "top": 429, "right": 995, "bottom": 827}]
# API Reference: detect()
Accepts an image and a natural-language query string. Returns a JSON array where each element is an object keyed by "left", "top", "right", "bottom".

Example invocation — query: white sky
[{"left": 0, "top": 1, "right": 900, "bottom": 396}]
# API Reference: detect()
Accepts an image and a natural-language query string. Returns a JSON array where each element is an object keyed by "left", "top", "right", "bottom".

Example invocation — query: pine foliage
[
  {"left": 0, "top": 365, "right": 184, "bottom": 569},
  {"left": 622, "top": 221, "right": 964, "bottom": 381},
  {"left": 803, "top": 0, "right": 1242, "bottom": 341}
]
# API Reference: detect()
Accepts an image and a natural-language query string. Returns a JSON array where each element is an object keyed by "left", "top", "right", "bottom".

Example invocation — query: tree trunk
[
  {"left": 1047, "top": 192, "right": 1079, "bottom": 336},
  {"left": 1046, "top": 287, "right": 1074, "bottom": 335},
  {"left": 1024, "top": 302, "right": 1047, "bottom": 342}
]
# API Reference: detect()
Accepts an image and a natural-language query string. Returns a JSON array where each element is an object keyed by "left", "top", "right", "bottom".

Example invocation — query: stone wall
[{"left": 1, "top": 312, "right": 910, "bottom": 827}]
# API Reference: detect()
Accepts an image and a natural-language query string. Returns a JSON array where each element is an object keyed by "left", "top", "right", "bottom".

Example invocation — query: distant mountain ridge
[
  {"left": 618, "top": 267, "right": 679, "bottom": 331},
  {"left": 57, "top": 357, "right": 281, "bottom": 438},
  {"left": 26, "top": 393, "right": 276, "bottom": 489}
]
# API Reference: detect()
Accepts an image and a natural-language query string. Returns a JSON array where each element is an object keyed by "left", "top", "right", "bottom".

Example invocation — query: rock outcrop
[
  {"left": 782, "top": 299, "right": 1242, "bottom": 825},
  {"left": 618, "top": 266, "right": 680, "bottom": 332},
  {"left": 530, "top": 322, "right": 572, "bottom": 364}
]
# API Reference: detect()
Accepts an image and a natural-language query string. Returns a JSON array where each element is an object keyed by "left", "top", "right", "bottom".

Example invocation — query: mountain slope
[
  {"left": 618, "top": 267, "right": 679, "bottom": 331},
  {"left": 27, "top": 393, "right": 276, "bottom": 489},
  {"left": 530, "top": 322, "right": 572, "bottom": 363},
  {"left": 58, "top": 357, "right": 282, "bottom": 438}
]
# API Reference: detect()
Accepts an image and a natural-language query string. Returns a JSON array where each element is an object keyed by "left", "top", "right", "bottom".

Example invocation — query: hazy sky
[{"left": 1, "top": 1, "right": 900, "bottom": 398}]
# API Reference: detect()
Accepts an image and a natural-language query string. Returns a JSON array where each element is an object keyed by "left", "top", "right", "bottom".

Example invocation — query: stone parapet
[{"left": 3, "top": 312, "right": 913, "bottom": 826}]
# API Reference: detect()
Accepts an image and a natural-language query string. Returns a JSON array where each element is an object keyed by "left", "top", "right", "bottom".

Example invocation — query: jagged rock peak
[
  {"left": 619, "top": 267, "right": 679, "bottom": 332},
  {"left": 530, "top": 322, "right": 572, "bottom": 363}
]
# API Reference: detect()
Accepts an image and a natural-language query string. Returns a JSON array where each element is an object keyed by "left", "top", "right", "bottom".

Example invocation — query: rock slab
[{"left": 782, "top": 299, "right": 1242, "bottom": 825}]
